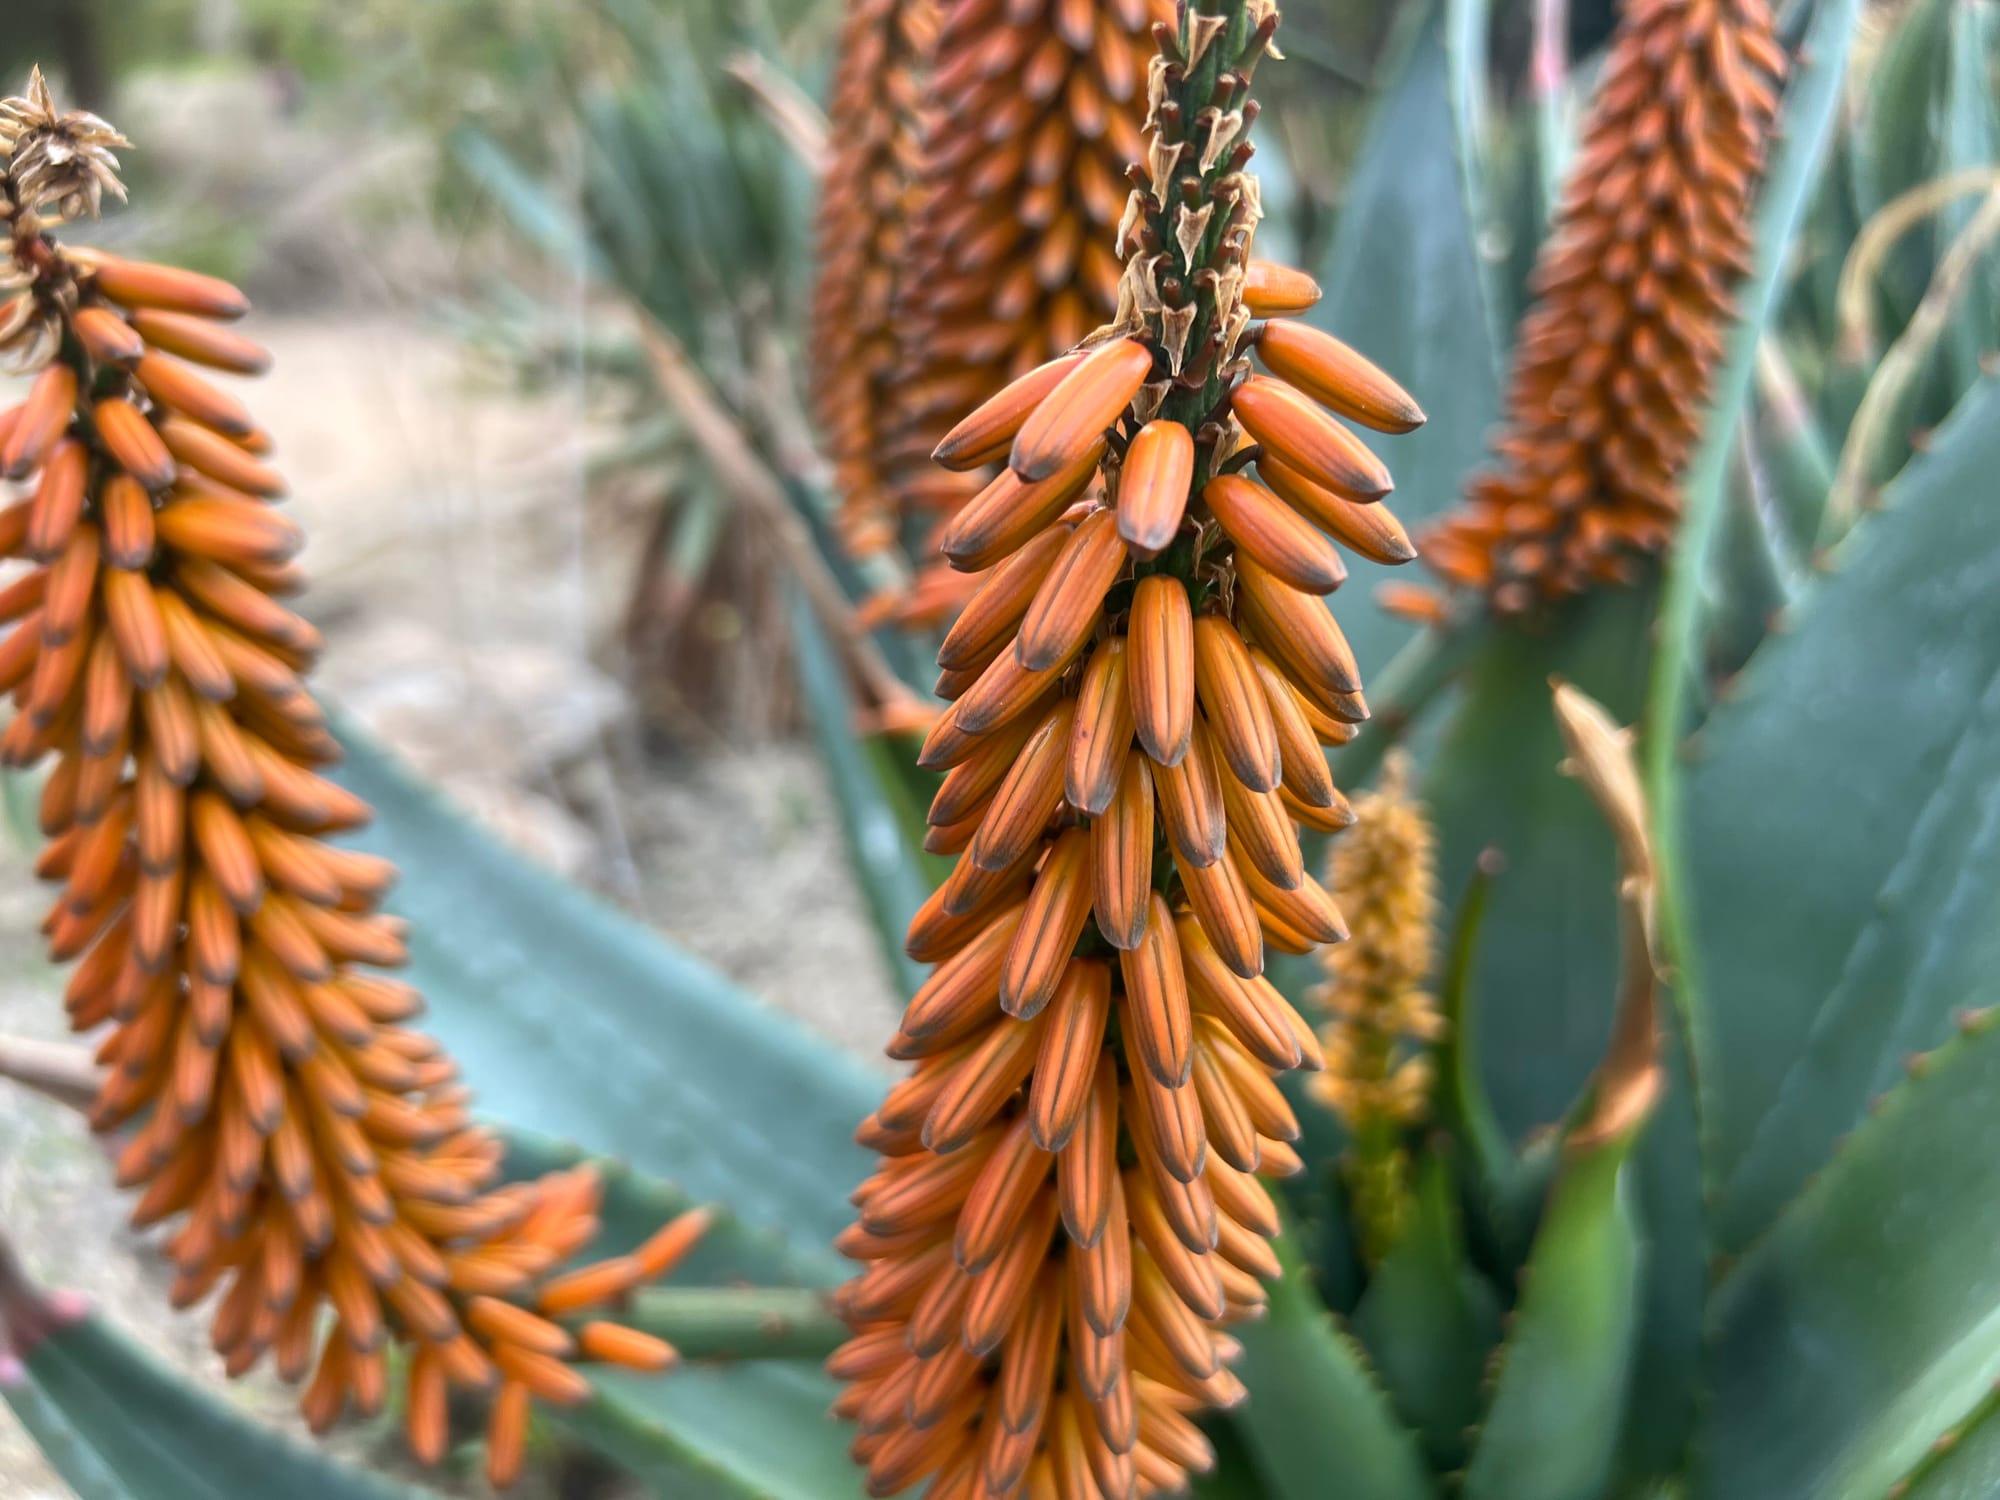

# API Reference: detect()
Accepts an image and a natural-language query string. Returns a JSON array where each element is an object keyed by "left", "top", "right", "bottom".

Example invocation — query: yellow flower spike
[{"left": 1308, "top": 753, "right": 1442, "bottom": 1266}]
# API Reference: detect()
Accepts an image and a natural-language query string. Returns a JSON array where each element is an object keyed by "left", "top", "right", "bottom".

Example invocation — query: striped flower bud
[
  {"left": 0, "top": 76, "right": 706, "bottom": 1489},
  {"left": 1412, "top": 0, "right": 1787, "bottom": 616},
  {"left": 832, "top": 3, "right": 1427, "bottom": 1493}
]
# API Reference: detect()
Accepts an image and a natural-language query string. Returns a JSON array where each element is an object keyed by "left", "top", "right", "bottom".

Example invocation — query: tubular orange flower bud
[
  {"left": 1202, "top": 473, "right": 1349, "bottom": 594},
  {"left": 1241, "top": 259, "right": 1322, "bottom": 319},
  {"left": 3, "top": 364, "right": 77, "bottom": 479},
  {"left": 125, "top": 309, "right": 272, "bottom": 376},
  {"left": 1252, "top": 320, "right": 1426, "bottom": 434},
  {"left": 85, "top": 255, "right": 251, "bottom": 320},
  {"left": 0, "top": 73, "right": 710, "bottom": 1487},
  {"left": 1128, "top": 574, "right": 1194, "bottom": 768},
  {"left": 1091, "top": 753, "right": 1154, "bottom": 953},
  {"left": 134, "top": 351, "right": 255, "bottom": 438},
  {"left": 932, "top": 350, "right": 1086, "bottom": 471},
  {"left": 1065, "top": 635, "right": 1133, "bottom": 817},
  {"left": 1191, "top": 616, "right": 1281, "bottom": 794},
  {"left": 1420, "top": 0, "right": 1786, "bottom": 614},
  {"left": 1015, "top": 509, "right": 1128, "bottom": 672},
  {"left": 1008, "top": 337, "right": 1155, "bottom": 484},
  {"left": 939, "top": 440, "right": 1103, "bottom": 571},
  {"left": 73, "top": 305, "right": 145, "bottom": 364},
  {"left": 833, "top": 3, "right": 1428, "bottom": 1492},
  {"left": 1259, "top": 452, "right": 1416, "bottom": 566},
  {"left": 1232, "top": 375, "right": 1393, "bottom": 501},
  {"left": 937, "top": 524, "right": 1071, "bottom": 672},
  {"left": 1115, "top": 419, "right": 1196, "bottom": 558}
]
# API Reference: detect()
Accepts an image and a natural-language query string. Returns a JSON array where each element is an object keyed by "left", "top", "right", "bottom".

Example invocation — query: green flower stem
[
  {"left": 1335, "top": 611, "right": 1486, "bottom": 788},
  {"left": 611, "top": 1287, "right": 848, "bottom": 1362}
]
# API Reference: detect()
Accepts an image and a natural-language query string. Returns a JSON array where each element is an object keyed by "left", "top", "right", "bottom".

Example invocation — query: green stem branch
[
  {"left": 1336, "top": 613, "right": 1484, "bottom": 787},
  {"left": 611, "top": 1287, "right": 847, "bottom": 1362}
]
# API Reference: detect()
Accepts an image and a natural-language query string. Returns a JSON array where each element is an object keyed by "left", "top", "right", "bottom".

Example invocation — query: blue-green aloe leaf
[
  {"left": 4, "top": 1316, "right": 428, "bottom": 1500},
  {"left": 1424, "top": 582, "right": 1657, "bottom": 1139},
  {"left": 790, "top": 590, "right": 943, "bottom": 1001},
  {"left": 1687, "top": 372, "right": 2000, "bottom": 1254},
  {"left": 1889, "top": 1394, "right": 2000, "bottom": 1500},
  {"left": 331, "top": 721, "right": 885, "bottom": 1263},
  {"left": 1460, "top": 678, "right": 1663, "bottom": 1500},
  {"left": 1460, "top": 1153, "right": 1644, "bottom": 1500},
  {"left": 1461, "top": 1099, "right": 1652, "bottom": 1500},
  {"left": 1650, "top": 11, "right": 1865, "bottom": 1179},
  {"left": 500, "top": 1132, "right": 863, "bottom": 1498},
  {"left": 329, "top": 723, "right": 885, "bottom": 1494},
  {"left": 1702, "top": 1012, "right": 2000, "bottom": 1498},
  {"left": 1350, "top": 1156, "right": 1503, "bottom": 1470},
  {"left": 1229, "top": 1225, "right": 1438, "bottom": 1500},
  {"left": 1312, "top": 0, "right": 1503, "bottom": 684}
]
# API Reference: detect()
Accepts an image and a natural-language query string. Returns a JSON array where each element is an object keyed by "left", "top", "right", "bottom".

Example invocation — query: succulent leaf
[
  {"left": 1305, "top": 2, "right": 1500, "bottom": 682},
  {"left": 1425, "top": 582, "right": 1656, "bottom": 1137},
  {"left": 1702, "top": 1010, "right": 2000, "bottom": 1498},
  {"left": 8, "top": 1315, "right": 428, "bottom": 1500},
  {"left": 1459, "top": 1117, "right": 1646, "bottom": 1500},
  {"left": 792, "top": 589, "right": 944, "bottom": 1000},
  {"left": 1228, "top": 1223, "right": 1437, "bottom": 1500},
  {"left": 1348, "top": 1156, "right": 1503, "bottom": 1471},
  {"left": 330, "top": 720, "right": 886, "bottom": 1267},
  {"left": 1686, "top": 372, "right": 2000, "bottom": 1255}
]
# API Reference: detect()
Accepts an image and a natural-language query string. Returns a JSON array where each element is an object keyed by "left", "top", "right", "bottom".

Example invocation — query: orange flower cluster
[
  {"left": 1417, "top": 0, "right": 1785, "bottom": 614},
  {"left": 887, "top": 0, "right": 1173, "bottom": 510},
  {"left": 812, "top": 0, "right": 957, "bottom": 560},
  {"left": 829, "top": 2, "right": 1425, "bottom": 1492},
  {"left": 0, "top": 72, "right": 705, "bottom": 1488},
  {"left": 812, "top": 0, "right": 1167, "bottom": 614}
]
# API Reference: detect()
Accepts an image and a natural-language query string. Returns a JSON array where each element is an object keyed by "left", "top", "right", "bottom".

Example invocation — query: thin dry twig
[
  {"left": 1834, "top": 167, "right": 2000, "bottom": 363},
  {"left": 629, "top": 308, "right": 916, "bottom": 715},
  {"left": 1826, "top": 183, "right": 2000, "bottom": 539},
  {"left": 723, "top": 51, "right": 830, "bottom": 177},
  {"left": 0, "top": 1035, "right": 100, "bottom": 1115}
]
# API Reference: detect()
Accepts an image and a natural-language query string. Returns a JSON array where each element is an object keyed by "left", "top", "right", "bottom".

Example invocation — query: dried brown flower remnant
[
  {"left": 1307, "top": 753, "right": 1441, "bottom": 1266},
  {"left": 0, "top": 71, "right": 706, "bottom": 1487},
  {"left": 0, "top": 68, "right": 127, "bottom": 230},
  {"left": 1416, "top": 0, "right": 1786, "bottom": 615},
  {"left": 811, "top": 0, "right": 965, "bottom": 559},
  {"left": 829, "top": 1, "right": 1429, "bottom": 1490}
]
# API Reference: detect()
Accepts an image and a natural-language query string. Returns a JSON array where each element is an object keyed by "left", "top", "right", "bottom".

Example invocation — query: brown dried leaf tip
[
  {"left": 1416, "top": 0, "right": 1786, "bottom": 617},
  {"left": 830, "top": 1, "right": 1429, "bottom": 1492},
  {"left": 0, "top": 71, "right": 706, "bottom": 1488},
  {"left": 1306, "top": 753, "right": 1441, "bottom": 1267},
  {"left": 1551, "top": 680, "right": 1663, "bottom": 1151}
]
